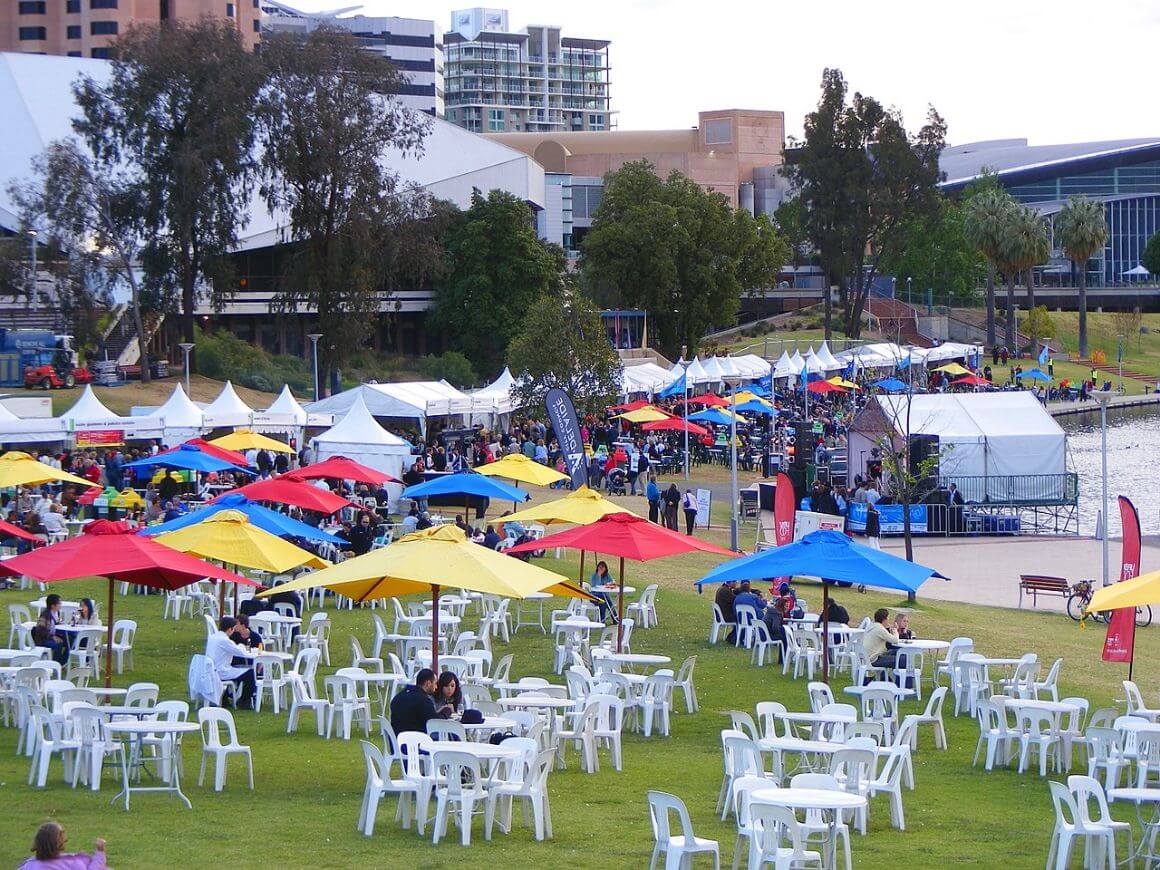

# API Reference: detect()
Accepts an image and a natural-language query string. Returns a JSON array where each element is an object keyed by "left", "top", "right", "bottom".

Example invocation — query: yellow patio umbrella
[
  {"left": 209, "top": 429, "right": 294, "bottom": 454},
  {"left": 614, "top": 406, "right": 671, "bottom": 424},
  {"left": 155, "top": 509, "right": 329, "bottom": 614},
  {"left": 1085, "top": 569, "right": 1160, "bottom": 615},
  {"left": 0, "top": 451, "right": 94, "bottom": 489},
  {"left": 933, "top": 362, "right": 971, "bottom": 376},
  {"left": 259, "top": 524, "right": 595, "bottom": 670},
  {"left": 476, "top": 453, "right": 569, "bottom": 487},
  {"left": 827, "top": 376, "right": 859, "bottom": 390},
  {"left": 109, "top": 488, "right": 145, "bottom": 509},
  {"left": 733, "top": 392, "right": 773, "bottom": 407}
]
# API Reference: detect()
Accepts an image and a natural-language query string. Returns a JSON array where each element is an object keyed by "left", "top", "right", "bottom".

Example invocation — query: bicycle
[{"left": 1067, "top": 579, "right": 1153, "bottom": 627}]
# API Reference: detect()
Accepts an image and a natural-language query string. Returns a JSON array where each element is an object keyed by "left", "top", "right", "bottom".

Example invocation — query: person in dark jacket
[
  {"left": 345, "top": 512, "right": 377, "bottom": 556},
  {"left": 715, "top": 579, "right": 737, "bottom": 643},
  {"left": 390, "top": 668, "right": 444, "bottom": 735},
  {"left": 662, "top": 484, "right": 681, "bottom": 531},
  {"left": 865, "top": 501, "right": 881, "bottom": 550}
]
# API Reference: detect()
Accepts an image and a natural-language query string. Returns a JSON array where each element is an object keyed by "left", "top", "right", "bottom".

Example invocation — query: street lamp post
[
  {"left": 727, "top": 377, "right": 740, "bottom": 552},
  {"left": 307, "top": 334, "right": 323, "bottom": 402},
  {"left": 1092, "top": 390, "right": 1113, "bottom": 587},
  {"left": 680, "top": 344, "right": 689, "bottom": 481},
  {"left": 28, "top": 230, "right": 37, "bottom": 298},
  {"left": 177, "top": 343, "right": 194, "bottom": 395}
]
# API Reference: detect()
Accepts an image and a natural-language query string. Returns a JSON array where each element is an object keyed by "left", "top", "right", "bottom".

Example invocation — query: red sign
[
  {"left": 1102, "top": 496, "right": 1142, "bottom": 663},
  {"left": 75, "top": 429, "right": 124, "bottom": 448}
]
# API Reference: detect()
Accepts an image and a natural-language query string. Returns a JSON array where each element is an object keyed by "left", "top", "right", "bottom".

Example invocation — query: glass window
[
  {"left": 252, "top": 19, "right": 259, "bottom": 32},
  {"left": 18, "top": 26, "right": 46, "bottom": 40},
  {"left": 67, "top": 25, "right": 81, "bottom": 38},
  {"left": 488, "top": 108, "right": 505, "bottom": 132},
  {"left": 66, "top": 0, "right": 80, "bottom": 11},
  {"left": 67, "top": 51, "right": 81, "bottom": 57},
  {"left": 91, "top": 47, "right": 110, "bottom": 58},
  {"left": 91, "top": 20, "right": 118, "bottom": 34},
  {"left": 704, "top": 119, "right": 733, "bottom": 145},
  {"left": 19, "top": 2, "right": 47, "bottom": 14},
  {"left": 226, "top": 2, "right": 234, "bottom": 16},
  {"left": 90, "top": 0, "right": 118, "bottom": 7}
]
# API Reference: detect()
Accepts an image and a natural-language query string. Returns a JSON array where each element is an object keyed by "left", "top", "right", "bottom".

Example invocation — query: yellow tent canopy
[
  {"left": 827, "top": 376, "right": 859, "bottom": 389},
  {"left": 500, "top": 485, "right": 637, "bottom": 527},
  {"left": 732, "top": 392, "right": 773, "bottom": 407},
  {"left": 109, "top": 488, "right": 145, "bottom": 509},
  {"left": 0, "top": 451, "right": 94, "bottom": 490},
  {"left": 476, "top": 453, "right": 569, "bottom": 487},
  {"left": 155, "top": 509, "right": 329, "bottom": 574},
  {"left": 209, "top": 429, "right": 294, "bottom": 454},
  {"left": 1085, "top": 569, "right": 1160, "bottom": 615},
  {"left": 614, "top": 406, "right": 671, "bottom": 424},
  {"left": 933, "top": 362, "right": 971, "bottom": 376}
]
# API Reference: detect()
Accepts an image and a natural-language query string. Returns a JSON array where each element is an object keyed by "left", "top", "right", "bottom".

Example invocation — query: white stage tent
[
  {"left": 917, "top": 342, "right": 984, "bottom": 366},
  {"left": 131, "top": 384, "right": 205, "bottom": 446},
  {"left": 310, "top": 394, "right": 412, "bottom": 485},
  {"left": 202, "top": 381, "right": 254, "bottom": 429},
  {"left": 848, "top": 392, "right": 1066, "bottom": 501},
  {"left": 251, "top": 385, "right": 309, "bottom": 435},
  {"left": 815, "top": 342, "right": 843, "bottom": 371},
  {"left": 306, "top": 381, "right": 470, "bottom": 436}
]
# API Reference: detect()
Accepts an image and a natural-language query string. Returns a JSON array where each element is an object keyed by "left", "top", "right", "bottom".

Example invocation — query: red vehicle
[{"left": 23, "top": 349, "right": 92, "bottom": 390}]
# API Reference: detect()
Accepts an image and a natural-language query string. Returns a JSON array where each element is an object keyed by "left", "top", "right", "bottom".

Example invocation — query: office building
[
  {"left": 0, "top": 0, "right": 260, "bottom": 58},
  {"left": 260, "top": 2, "right": 442, "bottom": 116},
  {"left": 443, "top": 7, "right": 611, "bottom": 134},
  {"left": 487, "top": 108, "right": 786, "bottom": 253}
]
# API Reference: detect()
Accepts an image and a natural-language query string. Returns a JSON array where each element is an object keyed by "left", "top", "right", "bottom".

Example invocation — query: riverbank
[{"left": 1049, "top": 392, "right": 1160, "bottom": 417}]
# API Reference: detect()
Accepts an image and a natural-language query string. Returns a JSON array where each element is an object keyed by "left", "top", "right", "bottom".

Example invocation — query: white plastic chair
[
  {"left": 431, "top": 749, "right": 493, "bottom": 846},
  {"left": 358, "top": 739, "right": 431, "bottom": 836},
  {"left": 637, "top": 671, "right": 674, "bottom": 738},
  {"left": 910, "top": 686, "right": 949, "bottom": 750},
  {"left": 286, "top": 673, "right": 329, "bottom": 736},
  {"left": 70, "top": 705, "right": 123, "bottom": 791},
  {"left": 973, "top": 699, "right": 1016, "bottom": 771},
  {"left": 749, "top": 801, "right": 821, "bottom": 870},
  {"left": 788, "top": 772, "right": 852, "bottom": 869},
  {"left": 626, "top": 584, "right": 659, "bottom": 629},
  {"left": 647, "top": 790, "right": 720, "bottom": 870},
  {"left": 674, "top": 656, "right": 698, "bottom": 714},
  {"left": 1033, "top": 658, "right": 1063, "bottom": 702},
  {"left": 28, "top": 705, "right": 79, "bottom": 788},
  {"left": 1124, "top": 680, "right": 1160, "bottom": 722},
  {"left": 485, "top": 747, "right": 555, "bottom": 841},
  {"left": 807, "top": 682, "right": 835, "bottom": 714},
  {"left": 868, "top": 741, "right": 908, "bottom": 830},
  {"left": 1015, "top": 706, "right": 1062, "bottom": 776},
  {"left": 750, "top": 621, "right": 782, "bottom": 668},
  {"left": 1047, "top": 779, "right": 1111, "bottom": 870},
  {"left": 197, "top": 707, "right": 253, "bottom": 792},
  {"left": 254, "top": 653, "right": 287, "bottom": 714},
  {"left": 709, "top": 603, "right": 734, "bottom": 645},
  {"left": 734, "top": 605, "right": 758, "bottom": 649},
  {"left": 324, "top": 674, "right": 371, "bottom": 740},
  {"left": 934, "top": 636, "right": 973, "bottom": 687},
  {"left": 1068, "top": 774, "right": 1132, "bottom": 868},
  {"left": 109, "top": 619, "right": 137, "bottom": 673}
]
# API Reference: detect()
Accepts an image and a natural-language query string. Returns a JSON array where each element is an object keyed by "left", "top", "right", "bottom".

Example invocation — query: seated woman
[
  {"left": 71, "top": 598, "right": 100, "bottom": 626},
  {"left": 32, "top": 597, "right": 68, "bottom": 666},
  {"left": 435, "top": 671, "right": 463, "bottom": 719},
  {"left": 589, "top": 560, "right": 619, "bottom": 625}
]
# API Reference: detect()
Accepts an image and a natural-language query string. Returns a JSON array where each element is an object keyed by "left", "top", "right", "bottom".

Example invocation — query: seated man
[
  {"left": 715, "top": 579, "right": 737, "bottom": 643},
  {"left": 390, "top": 668, "right": 443, "bottom": 735},
  {"left": 863, "top": 607, "right": 900, "bottom": 673},
  {"left": 732, "top": 581, "right": 766, "bottom": 619},
  {"left": 205, "top": 616, "right": 257, "bottom": 710},
  {"left": 762, "top": 598, "right": 789, "bottom": 664}
]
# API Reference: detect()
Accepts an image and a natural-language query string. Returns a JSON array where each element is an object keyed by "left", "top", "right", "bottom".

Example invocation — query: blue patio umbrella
[
  {"left": 734, "top": 400, "right": 774, "bottom": 416},
  {"left": 124, "top": 443, "right": 254, "bottom": 475},
  {"left": 695, "top": 529, "right": 948, "bottom": 681},
  {"left": 138, "top": 493, "right": 346, "bottom": 544},
  {"left": 1017, "top": 368, "right": 1052, "bottom": 381},
  {"left": 871, "top": 377, "right": 909, "bottom": 393},
  {"left": 404, "top": 471, "right": 529, "bottom": 515},
  {"left": 687, "top": 408, "right": 739, "bottom": 426},
  {"left": 730, "top": 383, "right": 769, "bottom": 397}
]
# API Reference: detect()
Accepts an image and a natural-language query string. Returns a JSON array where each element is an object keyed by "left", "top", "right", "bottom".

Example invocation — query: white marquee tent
[
  {"left": 132, "top": 384, "right": 205, "bottom": 446},
  {"left": 684, "top": 357, "right": 712, "bottom": 387},
  {"left": 251, "top": 385, "right": 309, "bottom": 434},
  {"left": 730, "top": 354, "right": 772, "bottom": 379},
  {"left": 57, "top": 385, "right": 131, "bottom": 432},
  {"left": 815, "top": 342, "right": 843, "bottom": 371},
  {"left": 202, "top": 381, "right": 254, "bottom": 429},
  {"left": 620, "top": 362, "right": 674, "bottom": 396},
  {"left": 307, "top": 381, "right": 471, "bottom": 436},
  {"left": 310, "top": 394, "right": 412, "bottom": 484}
]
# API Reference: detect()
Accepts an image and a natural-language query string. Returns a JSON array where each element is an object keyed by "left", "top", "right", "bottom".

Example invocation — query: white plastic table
[
  {"left": 106, "top": 719, "right": 200, "bottom": 810},
  {"left": 843, "top": 685, "right": 912, "bottom": 700},
  {"left": 463, "top": 716, "right": 518, "bottom": 741},
  {"left": 1109, "top": 788, "right": 1160, "bottom": 866},
  {"left": 752, "top": 787, "right": 867, "bottom": 868},
  {"left": 894, "top": 639, "right": 950, "bottom": 684},
  {"left": 515, "top": 591, "right": 553, "bottom": 634},
  {"left": 757, "top": 736, "right": 845, "bottom": 776},
  {"left": 591, "top": 584, "right": 636, "bottom": 596},
  {"left": 351, "top": 671, "right": 405, "bottom": 716}
]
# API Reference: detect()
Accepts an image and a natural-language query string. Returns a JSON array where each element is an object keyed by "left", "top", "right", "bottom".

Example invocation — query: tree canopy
[
  {"left": 581, "top": 160, "right": 788, "bottom": 359},
  {"left": 1056, "top": 196, "right": 1108, "bottom": 359},
  {"left": 879, "top": 198, "right": 985, "bottom": 306},
  {"left": 789, "top": 68, "right": 946, "bottom": 339},
  {"left": 434, "top": 189, "right": 566, "bottom": 377},
  {"left": 507, "top": 292, "right": 622, "bottom": 417},
  {"left": 1143, "top": 230, "right": 1160, "bottom": 277}
]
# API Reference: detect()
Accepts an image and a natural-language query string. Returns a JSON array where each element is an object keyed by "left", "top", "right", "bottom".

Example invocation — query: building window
[
  {"left": 67, "top": 25, "right": 81, "bottom": 38},
  {"left": 19, "top": 2, "right": 47, "bottom": 14},
  {"left": 91, "top": 20, "right": 118, "bottom": 35},
  {"left": 587, "top": 113, "right": 605, "bottom": 130},
  {"left": 67, "top": 51, "right": 81, "bottom": 56},
  {"left": 66, "top": 0, "right": 80, "bottom": 11},
  {"left": 226, "top": 2, "right": 234, "bottom": 16},
  {"left": 488, "top": 108, "right": 505, "bottom": 132},
  {"left": 252, "top": 19, "right": 259, "bottom": 32},
  {"left": 91, "top": 47, "right": 110, "bottom": 58},
  {"left": 19, "top": 27, "right": 47, "bottom": 40},
  {"left": 704, "top": 119, "right": 733, "bottom": 145},
  {"left": 90, "top": 0, "right": 117, "bottom": 8}
]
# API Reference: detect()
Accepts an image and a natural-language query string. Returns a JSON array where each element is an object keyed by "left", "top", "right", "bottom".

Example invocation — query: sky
[{"left": 285, "top": 0, "right": 1160, "bottom": 145}]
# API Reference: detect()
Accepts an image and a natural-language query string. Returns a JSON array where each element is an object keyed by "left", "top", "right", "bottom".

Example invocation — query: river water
[{"left": 1058, "top": 405, "right": 1160, "bottom": 538}]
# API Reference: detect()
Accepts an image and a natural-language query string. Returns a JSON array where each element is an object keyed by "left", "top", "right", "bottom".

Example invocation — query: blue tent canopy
[
  {"left": 124, "top": 444, "right": 254, "bottom": 475},
  {"left": 403, "top": 471, "right": 529, "bottom": 503},
  {"left": 871, "top": 378, "right": 909, "bottom": 393},
  {"left": 138, "top": 493, "right": 347, "bottom": 543},
  {"left": 686, "top": 408, "right": 738, "bottom": 426},
  {"left": 1017, "top": 368, "right": 1052, "bottom": 381},
  {"left": 730, "top": 383, "right": 769, "bottom": 397},
  {"left": 695, "top": 530, "right": 946, "bottom": 595}
]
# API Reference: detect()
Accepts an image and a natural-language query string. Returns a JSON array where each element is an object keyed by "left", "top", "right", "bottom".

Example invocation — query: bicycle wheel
[
  {"left": 1065, "top": 594, "right": 1087, "bottom": 622},
  {"left": 1137, "top": 606, "right": 1153, "bottom": 628}
]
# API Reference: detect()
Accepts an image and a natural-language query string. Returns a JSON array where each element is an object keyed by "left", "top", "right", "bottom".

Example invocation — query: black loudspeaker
[
  {"left": 785, "top": 467, "right": 808, "bottom": 506},
  {"left": 791, "top": 424, "right": 812, "bottom": 468}
]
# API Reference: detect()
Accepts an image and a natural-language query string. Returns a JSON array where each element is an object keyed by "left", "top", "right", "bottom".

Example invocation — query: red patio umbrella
[
  {"left": 508, "top": 512, "right": 734, "bottom": 651},
  {"left": 687, "top": 393, "right": 730, "bottom": 408},
  {"left": 640, "top": 418, "right": 710, "bottom": 437},
  {"left": 159, "top": 438, "right": 251, "bottom": 469},
  {"left": 212, "top": 478, "right": 352, "bottom": 515},
  {"left": 284, "top": 456, "right": 400, "bottom": 486},
  {"left": 0, "top": 519, "right": 253, "bottom": 686},
  {"left": 951, "top": 375, "right": 993, "bottom": 388},
  {"left": 0, "top": 517, "right": 43, "bottom": 543},
  {"left": 807, "top": 380, "right": 846, "bottom": 394},
  {"left": 608, "top": 400, "right": 652, "bottom": 412}
]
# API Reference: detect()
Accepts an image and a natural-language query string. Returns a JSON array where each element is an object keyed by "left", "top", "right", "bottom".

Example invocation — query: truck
[{"left": 0, "top": 329, "right": 92, "bottom": 389}]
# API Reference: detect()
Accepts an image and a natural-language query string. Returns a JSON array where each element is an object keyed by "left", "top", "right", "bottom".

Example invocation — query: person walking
[
  {"left": 682, "top": 488, "right": 698, "bottom": 536},
  {"left": 645, "top": 474, "right": 661, "bottom": 524},
  {"left": 662, "top": 483, "right": 681, "bottom": 531},
  {"left": 864, "top": 501, "right": 881, "bottom": 550}
]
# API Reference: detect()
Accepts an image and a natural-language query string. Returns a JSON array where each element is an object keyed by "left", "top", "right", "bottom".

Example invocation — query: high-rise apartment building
[
  {"left": 443, "top": 8, "right": 611, "bottom": 134},
  {"left": 0, "top": 0, "right": 261, "bottom": 58},
  {"left": 261, "top": 2, "right": 442, "bottom": 116}
]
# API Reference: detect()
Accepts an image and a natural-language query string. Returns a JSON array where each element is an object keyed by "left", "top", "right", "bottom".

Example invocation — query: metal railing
[{"left": 932, "top": 473, "right": 1079, "bottom": 506}]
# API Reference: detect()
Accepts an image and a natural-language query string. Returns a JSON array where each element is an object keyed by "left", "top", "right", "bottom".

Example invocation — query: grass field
[{"left": 1, "top": 489, "right": 1156, "bottom": 869}]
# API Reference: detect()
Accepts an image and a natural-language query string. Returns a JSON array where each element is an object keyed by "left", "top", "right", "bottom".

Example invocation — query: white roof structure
[
  {"left": 730, "top": 354, "right": 772, "bottom": 378},
  {"left": 802, "top": 349, "right": 826, "bottom": 376},
  {"left": 202, "top": 381, "right": 254, "bottom": 429},
  {"left": 790, "top": 350, "right": 805, "bottom": 373},
  {"left": 815, "top": 342, "right": 843, "bottom": 371},
  {"left": 307, "top": 381, "right": 471, "bottom": 429},
  {"left": 918, "top": 342, "right": 984, "bottom": 365},
  {"left": 619, "top": 362, "right": 673, "bottom": 396},
  {"left": 132, "top": 384, "right": 204, "bottom": 445},
  {"left": 251, "top": 385, "right": 308, "bottom": 431},
  {"left": 700, "top": 357, "right": 724, "bottom": 382},
  {"left": 311, "top": 393, "right": 412, "bottom": 481},
  {"left": 855, "top": 392, "right": 1066, "bottom": 500},
  {"left": 57, "top": 386, "right": 125, "bottom": 429},
  {"left": 0, "top": 52, "right": 546, "bottom": 245},
  {"left": 469, "top": 367, "right": 521, "bottom": 415},
  {"left": 683, "top": 358, "right": 712, "bottom": 387},
  {"left": 772, "top": 351, "right": 798, "bottom": 379}
]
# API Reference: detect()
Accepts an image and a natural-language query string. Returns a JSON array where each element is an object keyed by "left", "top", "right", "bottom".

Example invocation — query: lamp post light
[
  {"left": 1092, "top": 390, "right": 1114, "bottom": 587},
  {"left": 680, "top": 344, "right": 689, "bottom": 482},
  {"left": 307, "top": 333, "right": 323, "bottom": 402},
  {"left": 177, "top": 343, "right": 194, "bottom": 395}
]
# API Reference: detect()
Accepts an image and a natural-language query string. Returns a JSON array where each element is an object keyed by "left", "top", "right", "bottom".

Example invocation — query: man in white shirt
[
  {"left": 205, "top": 617, "right": 256, "bottom": 710},
  {"left": 40, "top": 504, "right": 66, "bottom": 536}
]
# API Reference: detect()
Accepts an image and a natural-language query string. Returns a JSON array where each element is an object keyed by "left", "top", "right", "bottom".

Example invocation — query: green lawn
[
  {"left": 1, "top": 521, "right": 1154, "bottom": 868},
  {"left": 1047, "top": 311, "right": 1160, "bottom": 373}
]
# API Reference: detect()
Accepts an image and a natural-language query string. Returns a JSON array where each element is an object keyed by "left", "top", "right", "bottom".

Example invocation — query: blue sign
[{"left": 846, "top": 502, "right": 928, "bottom": 535}]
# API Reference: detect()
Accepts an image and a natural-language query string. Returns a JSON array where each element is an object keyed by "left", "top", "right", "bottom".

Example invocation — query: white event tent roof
[
  {"left": 620, "top": 362, "right": 674, "bottom": 396},
  {"left": 310, "top": 394, "right": 412, "bottom": 482},
  {"left": 57, "top": 385, "right": 129, "bottom": 431},
  {"left": 307, "top": 381, "right": 471, "bottom": 434},
  {"left": 131, "top": 384, "right": 205, "bottom": 446},
  {"left": 251, "top": 385, "right": 309, "bottom": 432},
  {"left": 202, "top": 381, "right": 254, "bottom": 429}
]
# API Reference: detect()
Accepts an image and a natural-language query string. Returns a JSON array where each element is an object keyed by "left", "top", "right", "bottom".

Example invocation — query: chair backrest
[
  {"left": 198, "top": 706, "right": 239, "bottom": 747},
  {"left": 676, "top": 655, "right": 696, "bottom": 685},
  {"left": 153, "top": 700, "right": 190, "bottom": 722},
  {"left": 1068, "top": 774, "right": 1114, "bottom": 828},
  {"left": 8, "top": 603, "right": 32, "bottom": 626},
  {"left": 752, "top": 621, "right": 772, "bottom": 645},
  {"left": 1060, "top": 697, "right": 1089, "bottom": 733},
  {"left": 492, "top": 653, "right": 514, "bottom": 684},
  {"left": 922, "top": 685, "right": 949, "bottom": 719},
  {"left": 861, "top": 686, "right": 898, "bottom": 721},
  {"left": 790, "top": 772, "right": 841, "bottom": 791},
  {"left": 1085, "top": 727, "right": 1122, "bottom": 765},
  {"left": 732, "top": 774, "right": 773, "bottom": 828},
  {"left": 361, "top": 739, "right": 387, "bottom": 788},
  {"left": 808, "top": 681, "right": 835, "bottom": 713},
  {"left": 350, "top": 635, "right": 367, "bottom": 662},
  {"left": 112, "top": 619, "right": 136, "bottom": 644},
  {"left": 58, "top": 688, "right": 97, "bottom": 711},
  {"left": 586, "top": 693, "right": 624, "bottom": 732},
  {"left": 755, "top": 701, "right": 787, "bottom": 739},
  {"left": 712, "top": 603, "right": 730, "bottom": 626},
  {"left": 461, "top": 682, "right": 492, "bottom": 707},
  {"left": 646, "top": 791, "right": 697, "bottom": 846},
  {"left": 397, "top": 731, "right": 433, "bottom": 777},
  {"left": 125, "top": 682, "right": 159, "bottom": 708},
  {"left": 1124, "top": 680, "right": 1147, "bottom": 714},
  {"left": 735, "top": 605, "right": 757, "bottom": 628},
  {"left": 1041, "top": 658, "right": 1063, "bottom": 687},
  {"left": 1048, "top": 780, "right": 1078, "bottom": 832},
  {"left": 426, "top": 718, "right": 467, "bottom": 742},
  {"left": 727, "top": 709, "right": 760, "bottom": 742},
  {"left": 723, "top": 733, "right": 764, "bottom": 777},
  {"left": 750, "top": 802, "right": 810, "bottom": 858},
  {"left": 1088, "top": 707, "right": 1120, "bottom": 731},
  {"left": 431, "top": 749, "right": 482, "bottom": 796}
]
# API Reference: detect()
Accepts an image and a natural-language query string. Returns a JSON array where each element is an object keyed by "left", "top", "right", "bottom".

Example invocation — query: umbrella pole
[
  {"left": 616, "top": 556, "right": 626, "bottom": 653},
  {"left": 218, "top": 580, "right": 225, "bottom": 622},
  {"left": 822, "top": 582, "right": 830, "bottom": 684},
  {"left": 104, "top": 576, "right": 114, "bottom": 689},
  {"left": 432, "top": 583, "right": 440, "bottom": 674},
  {"left": 579, "top": 550, "right": 585, "bottom": 586}
]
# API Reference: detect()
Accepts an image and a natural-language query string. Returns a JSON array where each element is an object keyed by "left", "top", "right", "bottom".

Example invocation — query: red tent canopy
[
  {"left": 159, "top": 438, "right": 250, "bottom": 469},
  {"left": 951, "top": 375, "right": 993, "bottom": 387},
  {"left": 640, "top": 418, "right": 710, "bottom": 437},
  {"left": 608, "top": 400, "right": 651, "bottom": 412},
  {"left": 284, "top": 456, "right": 400, "bottom": 486},
  {"left": 0, "top": 517, "right": 42, "bottom": 543},
  {"left": 687, "top": 393, "right": 730, "bottom": 408},
  {"left": 807, "top": 380, "right": 846, "bottom": 394},
  {"left": 212, "top": 478, "right": 352, "bottom": 515}
]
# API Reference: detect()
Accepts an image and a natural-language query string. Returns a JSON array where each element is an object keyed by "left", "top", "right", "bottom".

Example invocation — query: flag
[
  {"left": 896, "top": 354, "right": 910, "bottom": 371},
  {"left": 1038, "top": 345, "right": 1049, "bottom": 367},
  {"left": 757, "top": 373, "right": 772, "bottom": 392},
  {"left": 660, "top": 372, "right": 686, "bottom": 399},
  {"left": 772, "top": 472, "right": 797, "bottom": 587},
  {"left": 545, "top": 388, "right": 587, "bottom": 490},
  {"left": 1102, "top": 496, "right": 1142, "bottom": 664}
]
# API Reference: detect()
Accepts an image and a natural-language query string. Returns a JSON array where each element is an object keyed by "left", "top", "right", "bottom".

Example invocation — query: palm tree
[
  {"left": 1056, "top": 196, "right": 1108, "bottom": 360},
  {"left": 999, "top": 206, "right": 1051, "bottom": 357},
  {"left": 963, "top": 188, "right": 1016, "bottom": 349}
]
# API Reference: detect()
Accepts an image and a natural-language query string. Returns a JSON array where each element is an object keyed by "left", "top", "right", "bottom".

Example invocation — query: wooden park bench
[{"left": 1018, "top": 574, "right": 1071, "bottom": 608}]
